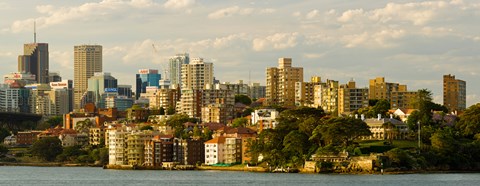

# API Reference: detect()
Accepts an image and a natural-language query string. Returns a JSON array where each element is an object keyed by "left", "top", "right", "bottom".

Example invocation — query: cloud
[
  {"left": 208, "top": 6, "right": 274, "bottom": 19},
  {"left": 163, "top": 0, "right": 195, "bottom": 10},
  {"left": 49, "top": 51, "right": 73, "bottom": 77},
  {"left": 305, "top": 9, "right": 319, "bottom": 19},
  {"left": 8, "top": 0, "right": 161, "bottom": 33},
  {"left": 0, "top": 52, "right": 13, "bottom": 57},
  {"left": 252, "top": 32, "right": 300, "bottom": 51},
  {"left": 337, "top": 9, "right": 364, "bottom": 22}
]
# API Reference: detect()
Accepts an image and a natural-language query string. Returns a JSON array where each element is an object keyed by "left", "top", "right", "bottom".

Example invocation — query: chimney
[
  {"left": 377, "top": 114, "right": 381, "bottom": 120},
  {"left": 390, "top": 114, "right": 393, "bottom": 119}
]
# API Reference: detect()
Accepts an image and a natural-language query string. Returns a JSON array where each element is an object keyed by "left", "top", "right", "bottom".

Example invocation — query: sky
[{"left": 1, "top": 0, "right": 479, "bottom": 106}]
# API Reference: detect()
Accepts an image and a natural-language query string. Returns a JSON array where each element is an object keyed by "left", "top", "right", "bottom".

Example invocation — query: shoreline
[{"left": 1, "top": 162, "right": 479, "bottom": 174}]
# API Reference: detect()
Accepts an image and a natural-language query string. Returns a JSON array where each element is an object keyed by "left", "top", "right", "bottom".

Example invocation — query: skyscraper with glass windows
[
  {"left": 169, "top": 53, "right": 189, "bottom": 87},
  {"left": 135, "top": 69, "right": 161, "bottom": 99}
]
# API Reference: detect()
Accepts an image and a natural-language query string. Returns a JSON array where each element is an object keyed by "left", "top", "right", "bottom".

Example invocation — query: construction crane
[{"left": 152, "top": 43, "right": 169, "bottom": 80}]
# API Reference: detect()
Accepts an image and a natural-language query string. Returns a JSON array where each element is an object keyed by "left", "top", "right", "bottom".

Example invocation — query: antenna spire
[{"left": 34, "top": 20, "right": 37, "bottom": 43}]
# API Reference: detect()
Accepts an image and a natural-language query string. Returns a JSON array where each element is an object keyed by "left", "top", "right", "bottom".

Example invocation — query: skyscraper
[
  {"left": 18, "top": 43, "right": 49, "bottom": 83},
  {"left": 265, "top": 58, "right": 303, "bottom": 107},
  {"left": 135, "top": 69, "right": 161, "bottom": 100},
  {"left": 181, "top": 58, "right": 213, "bottom": 90},
  {"left": 73, "top": 45, "right": 102, "bottom": 110},
  {"left": 169, "top": 53, "right": 189, "bottom": 87},
  {"left": 87, "top": 72, "right": 118, "bottom": 108},
  {"left": 443, "top": 74, "right": 466, "bottom": 112}
]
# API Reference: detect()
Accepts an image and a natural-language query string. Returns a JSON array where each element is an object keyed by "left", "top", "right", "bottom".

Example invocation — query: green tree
[
  {"left": 30, "top": 137, "right": 63, "bottom": 161},
  {"left": 166, "top": 107, "right": 176, "bottom": 115},
  {"left": 371, "top": 99, "right": 390, "bottom": 118},
  {"left": 0, "top": 145, "right": 8, "bottom": 157},
  {"left": 159, "top": 107, "right": 165, "bottom": 115},
  {"left": 166, "top": 114, "right": 197, "bottom": 138},
  {"left": 140, "top": 125, "right": 154, "bottom": 131},
  {"left": 75, "top": 119, "right": 94, "bottom": 134},
  {"left": 193, "top": 124, "right": 202, "bottom": 138},
  {"left": 430, "top": 127, "right": 457, "bottom": 154},
  {"left": 456, "top": 103, "right": 480, "bottom": 137},
  {"left": 202, "top": 127, "right": 213, "bottom": 140},
  {"left": 382, "top": 121, "right": 398, "bottom": 145},
  {"left": 0, "top": 128, "right": 10, "bottom": 143},
  {"left": 235, "top": 95, "right": 252, "bottom": 105},
  {"left": 316, "top": 117, "right": 371, "bottom": 147},
  {"left": 282, "top": 130, "right": 309, "bottom": 167},
  {"left": 231, "top": 117, "right": 248, "bottom": 128}
]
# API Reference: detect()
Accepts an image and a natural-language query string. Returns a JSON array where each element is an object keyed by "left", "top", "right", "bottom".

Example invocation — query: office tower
[
  {"left": 73, "top": 45, "right": 102, "bottom": 110},
  {"left": 169, "top": 53, "right": 189, "bottom": 87},
  {"left": 49, "top": 72, "right": 62, "bottom": 82},
  {"left": 3, "top": 72, "right": 37, "bottom": 86},
  {"left": 265, "top": 58, "right": 303, "bottom": 107},
  {"left": 50, "top": 80, "right": 74, "bottom": 113},
  {"left": 135, "top": 69, "right": 161, "bottom": 100},
  {"left": 181, "top": 58, "right": 213, "bottom": 90},
  {"left": 118, "top": 85, "right": 133, "bottom": 98},
  {"left": 87, "top": 72, "right": 118, "bottom": 109},
  {"left": 338, "top": 80, "right": 369, "bottom": 115},
  {"left": 18, "top": 43, "right": 49, "bottom": 83},
  {"left": 443, "top": 74, "right": 466, "bottom": 112}
]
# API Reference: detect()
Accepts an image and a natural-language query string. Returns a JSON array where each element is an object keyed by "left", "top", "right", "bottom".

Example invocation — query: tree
[
  {"left": 193, "top": 124, "right": 201, "bottom": 138},
  {"left": 75, "top": 119, "right": 94, "bottom": 134},
  {"left": 0, "top": 145, "right": 8, "bottom": 157},
  {"left": 371, "top": 99, "right": 390, "bottom": 118},
  {"left": 166, "top": 107, "right": 176, "bottom": 115},
  {"left": 235, "top": 95, "right": 252, "bottom": 106},
  {"left": 456, "top": 103, "right": 480, "bottom": 137},
  {"left": 159, "top": 107, "right": 165, "bottom": 115},
  {"left": 430, "top": 127, "right": 457, "bottom": 154},
  {"left": 316, "top": 117, "right": 371, "bottom": 147},
  {"left": 140, "top": 125, "right": 154, "bottom": 131},
  {"left": 30, "top": 137, "right": 63, "bottom": 161},
  {"left": 231, "top": 117, "right": 248, "bottom": 128},
  {"left": 165, "top": 114, "right": 197, "bottom": 138},
  {"left": 0, "top": 128, "right": 10, "bottom": 143},
  {"left": 382, "top": 121, "right": 398, "bottom": 145}
]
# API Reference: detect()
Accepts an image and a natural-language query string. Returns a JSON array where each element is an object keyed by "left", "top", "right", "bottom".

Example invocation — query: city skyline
[{"left": 1, "top": 0, "right": 479, "bottom": 106}]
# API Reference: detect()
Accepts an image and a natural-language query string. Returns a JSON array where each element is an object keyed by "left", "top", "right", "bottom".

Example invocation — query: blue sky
[{"left": 1, "top": 0, "right": 479, "bottom": 106}]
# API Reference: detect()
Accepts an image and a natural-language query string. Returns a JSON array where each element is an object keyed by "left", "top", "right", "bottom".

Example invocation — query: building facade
[
  {"left": 338, "top": 80, "right": 369, "bottom": 115},
  {"left": 181, "top": 58, "right": 213, "bottom": 90},
  {"left": 169, "top": 53, "right": 190, "bottom": 87},
  {"left": 18, "top": 43, "right": 49, "bottom": 83},
  {"left": 135, "top": 69, "right": 161, "bottom": 100},
  {"left": 265, "top": 58, "right": 303, "bottom": 107},
  {"left": 74, "top": 45, "right": 102, "bottom": 110},
  {"left": 443, "top": 74, "right": 466, "bottom": 112}
]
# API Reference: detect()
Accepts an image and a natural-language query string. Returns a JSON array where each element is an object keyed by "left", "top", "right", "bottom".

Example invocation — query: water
[{"left": 0, "top": 166, "right": 479, "bottom": 186}]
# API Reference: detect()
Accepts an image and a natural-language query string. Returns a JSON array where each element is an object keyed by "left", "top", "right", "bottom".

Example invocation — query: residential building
[
  {"left": 251, "top": 109, "right": 279, "bottom": 131},
  {"left": 127, "top": 131, "right": 157, "bottom": 166},
  {"left": 74, "top": 45, "right": 102, "bottom": 110},
  {"left": 248, "top": 83, "right": 266, "bottom": 99},
  {"left": 18, "top": 43, "right": 49, "bottom": 83},
  {"left": 50, "top": 80, "right": 74, "bottom": 113},
  {"left": 316, "top": 79, "right": 339, "bottom": 114},
  {"left": 135, "top": 69, "right": 161, "bottom": 100},
  {"left": 338, "top": 80, "right": 369, "bottom": 115},
  {"left": 107, "top": 125, "right": 130, "bottom": 165},
  {"left": 173, "top": 138, "right": 205, "bottom": 165},
  {"left": 201, "top": 98, "right": 234, "bottom": 124},
  {"left": 89, "top": 127, "right": 104, "bottom": 146},
  {"left": 363, "top": 116, "right": 409, "bottom": 140},
  {"left": 169, "top": 53, "right": 190, "bottom": 87},
  {"left": 181, "top": 58, "right": 213, "bottom": 90},
  {"left": 369, "top": 77, "right": 418, "bottom": 109},
  {"left": 144, "top": 135, "right": 174, "bottom": 167},
  {"left": 204, "top": 136, "right": 225, "bottom": 165},
  {"left": 443, "top": 74, "right": 466, "bottom": 112},
  {"left": 0, "top": 84, "right": 30, "bottom": 113},
  {"left": 15, "top": 131, "right": 42, "bottom": 145},
  {"left": 295, "top": 76, "right": 322, "bottom": 107},
  {"left": 265, "top": 58, "right": 303, "bottom": 107},
  {"left": 178, "top": 84, "right": 234, "bottom": 119}
]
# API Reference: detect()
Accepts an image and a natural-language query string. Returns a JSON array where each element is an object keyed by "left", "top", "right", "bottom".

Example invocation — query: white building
[
  {"left": 251, "top": 109, "right": 279, "bottom": 130},
  {"left": 204, "top": 136, "right": 225, "bottom": 165}
]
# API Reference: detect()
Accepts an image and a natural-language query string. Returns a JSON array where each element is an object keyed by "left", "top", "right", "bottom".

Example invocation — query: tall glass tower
[
  {"left": 135, "top": 69, "right": 161, "bottom": 99},
  {"left": 169, "top": 53, "right": 189, "bottom": 87}
]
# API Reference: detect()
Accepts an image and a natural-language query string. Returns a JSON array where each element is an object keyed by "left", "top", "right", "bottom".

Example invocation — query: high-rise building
[
  {"left": 86, "top": 72, "right": 118, "bottom": 109},
  {"left": 368, "top": 77, "right": 417, "bottom": 109},
  {"left": 443, "top": 74, "right": 466, "bottom": 112},
  {"left": 0, "top": 84, "right": 30, "bottom": 113},
  {"left": 265, "top": 58, "right": 303, "bottom": 107},
  {"left": 73, "top": 45, "right": 102, "bottom": 110},
  {"left": 338, "top": 80, "right": 369, "bottom": 115},
  {"left": 48, "top": 72, "right": 62, "bottom": 82},
  {"left": 295, "top": 76, "right": 322, "bottom": 107},
  {"left": 135, "top": 69, "right": 161, "bottom": 100},
  {"left": 181, "top": 58, "right": 213, "bottom": 90},
  {"left": 18, "top": 43, "right": 49, "bottom": 83},
  {"left": 169, "top": 53, "right": 189, "bottom": 87}
]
